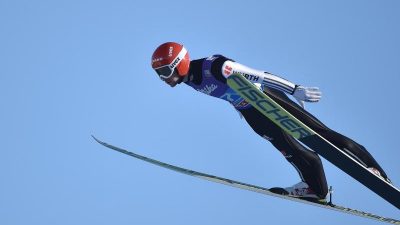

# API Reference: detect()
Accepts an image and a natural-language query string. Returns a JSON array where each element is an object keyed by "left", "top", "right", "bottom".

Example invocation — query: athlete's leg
[
  {"left": 264, "top": 88, "right": 389, "bottom": 179},
  {"left": 240, "top": 107, "right": 328, "bottom": 198}
]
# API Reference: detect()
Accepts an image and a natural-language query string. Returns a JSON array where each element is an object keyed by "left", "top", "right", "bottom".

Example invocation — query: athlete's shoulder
[
  {"left": 205, "top": 54, "right": 233, "bottom": 76},
  {"left": 189, "top": 55, "right": 234, "bottom": 74},
  {"left": 207, "top": 54, "right": 233, "bottom": 63},
  {"left": 190, "top": 54, "right": 233, "bottom": 63},
  {"left": 188, "top": 54, "right": 234, "bottom": 84}
]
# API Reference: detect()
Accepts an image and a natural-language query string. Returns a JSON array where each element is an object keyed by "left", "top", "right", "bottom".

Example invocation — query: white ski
[{"left": 93, "top": 136, "right": 399, "bottom": 224}]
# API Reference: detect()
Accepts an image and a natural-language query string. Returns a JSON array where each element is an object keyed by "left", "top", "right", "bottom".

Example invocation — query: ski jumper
[{"left": 184, "top": 55, "right": 388, "bottom": 198}]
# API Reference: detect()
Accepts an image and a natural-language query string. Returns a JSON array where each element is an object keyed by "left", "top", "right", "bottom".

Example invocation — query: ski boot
[
  {"left": 368, "top": 167, "right": 392, "bottom": 184},
  {"left": 270, "top": 181, "right": 327, "bottom": 204}
]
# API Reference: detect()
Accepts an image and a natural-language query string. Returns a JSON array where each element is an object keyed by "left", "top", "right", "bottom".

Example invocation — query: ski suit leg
[
  {"left": 240, "top": 107, "right": 329, "bottom": 198},
  {"left": 264, "top": 88, "right": 389, "bottom": 179}
]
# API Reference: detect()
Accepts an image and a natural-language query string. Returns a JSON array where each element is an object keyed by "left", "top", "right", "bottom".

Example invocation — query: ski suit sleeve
[{"left": 221, "top": 60, "right": 297, "bottom": 94}]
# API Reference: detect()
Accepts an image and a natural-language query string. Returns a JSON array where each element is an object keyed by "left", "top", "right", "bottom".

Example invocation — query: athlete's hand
[{"left": 292, "top": 85, "right": 322, "bottom": 108}]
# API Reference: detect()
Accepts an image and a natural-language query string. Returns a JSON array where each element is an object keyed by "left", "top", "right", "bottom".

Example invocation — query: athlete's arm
[{"left": 221, "top": 60, "right": 322, "bottom": 107}]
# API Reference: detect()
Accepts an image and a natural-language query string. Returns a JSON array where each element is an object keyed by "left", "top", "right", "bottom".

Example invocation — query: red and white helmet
[{"left": 151, "top": 42, "right": 190, "bottom": 79}]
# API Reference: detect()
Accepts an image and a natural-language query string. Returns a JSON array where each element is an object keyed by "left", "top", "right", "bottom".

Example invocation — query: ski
[
  {"left": 227, "top": 73, "right": 400, "bottom": 209},
  {"left": 93, "top": 136, "right": 400, "bottom": 224}
]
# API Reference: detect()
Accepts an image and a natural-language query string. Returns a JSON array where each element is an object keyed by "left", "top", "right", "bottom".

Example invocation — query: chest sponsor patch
[{"left": 196, "top": 84, "right": 218, "bottom": 95}]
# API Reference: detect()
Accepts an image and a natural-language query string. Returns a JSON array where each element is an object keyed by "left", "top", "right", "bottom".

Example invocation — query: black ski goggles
[
  {"left": 155, "top": 65, "right": 175, "bottom": 80},
  {"left": 154, "top": 48, "right": 187, "bottom": 80}
]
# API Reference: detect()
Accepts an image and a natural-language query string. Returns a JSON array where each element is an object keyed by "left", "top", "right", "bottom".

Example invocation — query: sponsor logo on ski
[{"left": 229, "top": 74, "right": 312, "bottom": 139}]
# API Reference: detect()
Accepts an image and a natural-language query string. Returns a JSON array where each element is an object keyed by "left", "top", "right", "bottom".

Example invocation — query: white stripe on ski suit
[{"left": 222, "top": 60, "right": 297, "bottom": 94}]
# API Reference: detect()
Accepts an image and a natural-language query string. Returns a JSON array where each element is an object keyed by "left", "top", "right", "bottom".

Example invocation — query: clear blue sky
[{"left": 1, "top": 0, "right": 399, "bottom": 224}]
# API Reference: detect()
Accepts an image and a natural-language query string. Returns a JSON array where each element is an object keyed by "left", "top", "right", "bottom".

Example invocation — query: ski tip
[
  {"left": 91, "top": 135, "right": 102, "bottom": 144},
  {"left": 91, "top": 134, "right": 97, "bottom": 140},
  {"left": 91, "top": 135, "right": 111, "bottom": 149}
]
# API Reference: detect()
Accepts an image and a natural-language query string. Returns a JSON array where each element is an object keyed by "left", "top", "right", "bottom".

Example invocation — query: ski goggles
[{"left": 154, "top": 48, "right": 187, "bottom": 80}]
